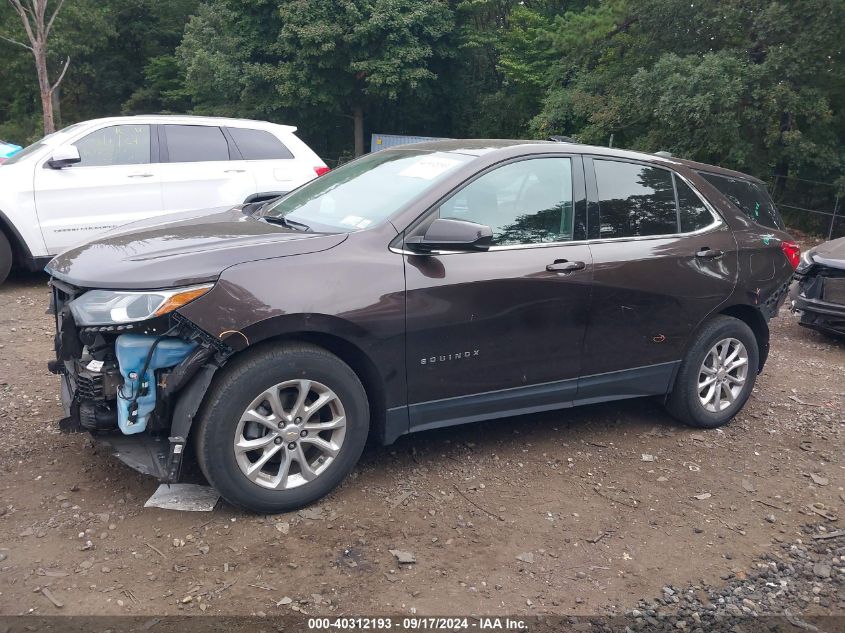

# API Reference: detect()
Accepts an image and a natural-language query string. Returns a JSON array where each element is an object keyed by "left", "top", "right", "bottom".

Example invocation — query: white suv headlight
[{"left": 69, "top": 284, "right": 213, "bottom": 326}]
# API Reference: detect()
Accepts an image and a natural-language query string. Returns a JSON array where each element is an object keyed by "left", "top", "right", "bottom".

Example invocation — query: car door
[
  {"left": 578, "top": 157, "right": 738, "bottom": 401},
  {"left": 403, "top": 155, "right": 593, "bottom": 432},
  {"left": 225, "top": 126, "right": 315, "bottom": 197},
  {"left": 33, "top": 123, "right": 162, "bottom": 254},
  {"left": 159, "top": 124, "right": 257, "bottom": 213}
]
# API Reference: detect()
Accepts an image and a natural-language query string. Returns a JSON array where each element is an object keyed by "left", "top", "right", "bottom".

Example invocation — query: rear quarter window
[
  {"left": 699, "top": 172, "right": 784, "bottom": 230},
  {"left": 227, "top": 127, "right": 294, "bottom": 160}
]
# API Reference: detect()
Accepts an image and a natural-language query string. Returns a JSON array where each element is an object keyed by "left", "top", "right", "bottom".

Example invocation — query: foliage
[
  {"left": 530, "top": 0, "right": 845, "bottom": 183},
  {"left": 0, "top": 0, "right": 842, "bottom": 193},
  {"left": 175, "top": 0, "right": 453, "bottom": 154}
]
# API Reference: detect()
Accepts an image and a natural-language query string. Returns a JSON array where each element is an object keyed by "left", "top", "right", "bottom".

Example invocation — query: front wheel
[
  {"left": 195, "top": 343, "right": 369, "bottom": 513},
  {"left": 664, "top": 315, "right": 759, "bottom": 428}
]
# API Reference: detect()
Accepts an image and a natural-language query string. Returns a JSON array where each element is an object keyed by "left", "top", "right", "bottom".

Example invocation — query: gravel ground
[
  {"left": 622, "top": 523, "right": 844, "bottom": 631},
  {"left": 0, "top": 270, "right": 842, "bottom": 624}
]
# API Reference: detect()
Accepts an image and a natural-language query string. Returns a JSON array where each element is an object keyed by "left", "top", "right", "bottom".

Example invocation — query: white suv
[{"left": 0, "top": 115, "right": 328, "bottom": 284}]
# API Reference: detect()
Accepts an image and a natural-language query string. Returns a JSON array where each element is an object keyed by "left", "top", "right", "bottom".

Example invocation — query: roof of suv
[
  {"left": 68, "top": 115, "right": 297, "bottom": 133},
  {"left": 390, "top": 139, "right": 762, "bottom": 183}
]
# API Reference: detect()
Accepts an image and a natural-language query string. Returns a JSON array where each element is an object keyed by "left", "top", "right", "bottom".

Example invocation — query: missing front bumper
[{"left": 94, "top": 432, "right": 187, "bottom": 482}]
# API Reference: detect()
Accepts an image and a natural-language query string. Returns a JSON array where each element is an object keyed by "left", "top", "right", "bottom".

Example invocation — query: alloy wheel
[
  {"left": 697, "top": 337, "right": 749, "bottom": 413},
  {"left": 233, "top": 379, "right": 347, "bottom": 490}
]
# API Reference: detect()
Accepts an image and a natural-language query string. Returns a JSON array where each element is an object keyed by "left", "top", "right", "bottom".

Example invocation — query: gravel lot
[{"left": 0, "top": 270, "right": 842, "bottom": 620}]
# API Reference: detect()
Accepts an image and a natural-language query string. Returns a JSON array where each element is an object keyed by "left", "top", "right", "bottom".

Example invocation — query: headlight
[
  {"left": 69, "top": 284, "right": 213, "bottom": 326},
  {"left": 796, "top": 248, "right": 815, "bottom": 273},
  {"left": 802, "top": 249, "right": 815, "bottom": 265}
]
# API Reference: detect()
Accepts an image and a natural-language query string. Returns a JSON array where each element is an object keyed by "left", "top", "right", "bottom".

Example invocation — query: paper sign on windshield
[{"left": 399, "top": 156, "right": 463, "bottom": 181}]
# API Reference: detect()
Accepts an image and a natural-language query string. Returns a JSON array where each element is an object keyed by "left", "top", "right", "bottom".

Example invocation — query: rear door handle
[
  {"left": 546, "top": 260, "right": 586, "bottom": 273},
  {"left": 128, "top": 173, "right": 153, "bottom": 178},
  {"left": 695, "top": 248, "right": 724, "bottom": 260},
  {"left": 225, "top": 169, "right": 247, "bottom": 174}
]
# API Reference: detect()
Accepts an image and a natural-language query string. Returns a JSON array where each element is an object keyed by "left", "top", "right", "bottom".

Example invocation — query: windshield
[
  {"left": 263, "top": 150, "right": 473, "bottom": 232},
  {"left": 2, "top": 122, "right": 87, "bottom": 166}
]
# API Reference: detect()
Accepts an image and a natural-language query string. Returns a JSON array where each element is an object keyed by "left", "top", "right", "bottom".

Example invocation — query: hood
[
  {"left": 46, "top": 206, "right": 347, "bottom": 289},
  {"left": 808, "top": 236, "right": 845, "bottom": 271}
]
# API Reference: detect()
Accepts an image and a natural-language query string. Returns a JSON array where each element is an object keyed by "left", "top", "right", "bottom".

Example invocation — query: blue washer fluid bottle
[{"left": 114, "top": 334, "right": 198, "bottom": 435}]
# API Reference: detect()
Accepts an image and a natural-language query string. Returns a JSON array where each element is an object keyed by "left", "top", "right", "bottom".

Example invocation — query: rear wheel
[
  {"left": 195, "top": 343, "right": 369, "bottom": 513},
  {"left": 665, "top": 316, "right": 759, "bottom": 428},
  {"left": 0, "top": 231, "right": 12, "bottom": 285}
]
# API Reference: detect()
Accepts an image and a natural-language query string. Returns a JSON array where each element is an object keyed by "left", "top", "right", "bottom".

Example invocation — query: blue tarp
[{"left": 0, "top": 141, "right": 22, "bottom": 159}]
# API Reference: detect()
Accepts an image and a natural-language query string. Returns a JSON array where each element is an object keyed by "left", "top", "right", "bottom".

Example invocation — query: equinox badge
[{"left": 420, "top": 350, "right": 480, "bottom": 365}]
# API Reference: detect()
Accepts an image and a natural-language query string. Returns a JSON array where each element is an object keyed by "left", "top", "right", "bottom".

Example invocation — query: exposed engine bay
[{"left": 48, "top": 278, "right": 231, "bottom": 482}]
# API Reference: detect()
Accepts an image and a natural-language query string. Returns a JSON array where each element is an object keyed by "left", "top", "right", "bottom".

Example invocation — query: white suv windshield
[
  {"left": 2, "top": 122, "right": 87, "bottom": 166},
  {"left": 264, "top": 150, "right": 472, "bottom": 232}
]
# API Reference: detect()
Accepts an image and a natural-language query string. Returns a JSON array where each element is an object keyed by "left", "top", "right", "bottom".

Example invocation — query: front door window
[
  {"left": 73, "top": 125, "right": 151, "bottom": 167},
  {"left": 438, "top": 157, "right": 574, "bottom": 246}
]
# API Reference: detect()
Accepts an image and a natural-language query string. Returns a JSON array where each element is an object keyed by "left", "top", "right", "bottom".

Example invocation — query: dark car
[
  {"left": 790, "top": 236, "right": 845, "bottom": 337},
  {"left": 46, "top": 140, "right": 798, "bottom": 513}
]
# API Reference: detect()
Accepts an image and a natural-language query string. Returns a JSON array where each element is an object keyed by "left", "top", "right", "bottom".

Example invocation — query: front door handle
[
  {"left": 128, "top": 173, "right": 153, "bottom": 178},
  {"left": 696, "top": 248, "right": 724, "bottom": 260},
  {"left": 546, "top": 260, "right": 586, "bottom": 273},
  {"left": 224, "top": 169, "right": 247, "bottom": 174}
]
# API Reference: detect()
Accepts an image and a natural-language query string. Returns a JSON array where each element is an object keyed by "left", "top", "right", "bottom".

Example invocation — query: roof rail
[{"left": 549, "top": 135, "right": 578, "bottom": 143}]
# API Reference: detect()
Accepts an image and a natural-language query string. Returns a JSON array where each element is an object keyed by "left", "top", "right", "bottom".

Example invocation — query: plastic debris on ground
[{"left": 144, "top": 484, "right": 220, "bottom": 511}]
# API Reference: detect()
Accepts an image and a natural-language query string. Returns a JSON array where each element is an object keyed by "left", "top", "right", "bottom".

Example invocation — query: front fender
[{"left": 176, "top": 227, "right": 407, "bottom": 409}]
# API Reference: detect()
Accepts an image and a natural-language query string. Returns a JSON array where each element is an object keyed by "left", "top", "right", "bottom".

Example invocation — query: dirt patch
[{"left": 0, "top": 271, "right": 842, "bottom": 617}]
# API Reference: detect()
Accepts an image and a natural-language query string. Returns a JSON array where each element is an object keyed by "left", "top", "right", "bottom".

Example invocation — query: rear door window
[
  {"left": 594, "top": 160, "right": 677, "bottom": 238},
  {"left": 699, "top": 172, "right": 784, "bottom": 230},
  {"left": 164, "top": 125, "right": 230, "bottom": 163},
  {"left": 227, "top": 127, "right": 293, "bottom": 160}
]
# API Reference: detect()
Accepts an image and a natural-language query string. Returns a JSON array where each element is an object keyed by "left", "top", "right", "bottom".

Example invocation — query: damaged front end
[
  {"left": 48, "top": 278, "right": 231, "bottom": 482},
  {"left": 790, "top": 246, "right": 845, "bottom": 337}
]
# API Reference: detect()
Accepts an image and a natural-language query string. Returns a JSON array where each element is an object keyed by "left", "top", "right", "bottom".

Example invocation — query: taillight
[
  {"left": 781, "top": 240, "right": 800, "bottom": 270},
  {"left": 314, "top": 166, "right": 330, "bottom": 177}
]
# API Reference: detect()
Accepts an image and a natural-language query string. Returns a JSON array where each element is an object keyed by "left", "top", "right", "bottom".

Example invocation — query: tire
[
  {"left": 195, "top": 342, "right": 369, "bottom": 513},
  {"left": 664, "top": 315, "right": 759, "bottom": 428},
  {"left": 0, "top": 231, "right": 12, "bottom": 285}
]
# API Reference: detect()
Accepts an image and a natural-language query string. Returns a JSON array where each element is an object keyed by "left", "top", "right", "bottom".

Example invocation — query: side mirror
[
  {"left": 46, "top": 145, "right": 81, "bottom": 169},
  {"left": 406, "top": 218, "right": 493, "bottom": 253}
]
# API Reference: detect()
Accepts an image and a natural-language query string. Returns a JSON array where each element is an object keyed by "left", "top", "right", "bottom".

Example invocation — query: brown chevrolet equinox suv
[{"left": 47, "top": 140, "right": 798, "bottom": 513}]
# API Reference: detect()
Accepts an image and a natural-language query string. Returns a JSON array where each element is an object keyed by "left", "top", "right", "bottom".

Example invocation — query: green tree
[
  {"left": 0, "top": 0, "right": 199, "bottom": 143},
  {"left": 0, "top": 0, "right": 842, "bottom": 217},
  {"left": 179, "top": 0, "right": 453, "bottom": 155},
  {"left": 528, "top": 0, "right": 845, "bottom": 182},
  {"left": 271, "top": 0, "right": 453, "bottom": 155},
  {"left": 177, "top": 1, "right": 252, "bottom": 117},
  {"left": 1, "top": 0, "right": 71, "bottom": 134}
]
